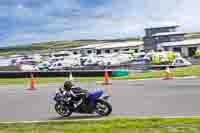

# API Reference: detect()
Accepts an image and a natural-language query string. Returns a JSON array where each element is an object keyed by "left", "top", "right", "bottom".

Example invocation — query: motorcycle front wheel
[
  {"left": 95, "top": 100, "right": 112, "bottom": 116},
  {"left": 55, "top": 103, "right": 72, "bottom": 117}
]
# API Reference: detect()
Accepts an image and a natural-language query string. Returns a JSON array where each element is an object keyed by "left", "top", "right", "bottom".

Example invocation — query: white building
[
  {"left": 70, "top": 41, "right": 144, "bottom": 56},
  {"left": 158, "top": 39, "right": 200, "bottom": 57}
]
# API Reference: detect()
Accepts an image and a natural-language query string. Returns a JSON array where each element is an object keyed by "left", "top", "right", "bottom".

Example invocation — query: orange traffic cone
[
  {"left": 163, "top": 66, "right": 173, "bottom": 80},
  {"left": 103, "top": 70, "right": 112, "bottom": 85},
  {"left": 29, "top": 73, "right": 36, "bottom": 90}
]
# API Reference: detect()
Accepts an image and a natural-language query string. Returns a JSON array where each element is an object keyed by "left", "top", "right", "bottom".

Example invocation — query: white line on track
[{"left": 1, "top": 116, "right": 200, "bottom": 124}]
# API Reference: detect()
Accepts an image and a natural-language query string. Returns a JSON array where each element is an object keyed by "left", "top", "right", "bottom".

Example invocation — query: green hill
[
  {"left": 0, "top": 38, "right": 141, "bottom": 56},
  {"left": 0, "top": 40, "right": 103, "bottom": 56},
  {"left": 185, "top": 32, "right": 200, "bottom": 40}
]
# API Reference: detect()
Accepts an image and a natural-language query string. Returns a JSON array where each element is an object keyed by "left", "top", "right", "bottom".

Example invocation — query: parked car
[
  {"left": 172, "top": 57, "right": 192, "bottom": 67},
  {"left": 34, "top": 61, "right": 51, "bottom": 71},
  {"left": 19, "top": 64, "right": 36, "bottom": 71}
]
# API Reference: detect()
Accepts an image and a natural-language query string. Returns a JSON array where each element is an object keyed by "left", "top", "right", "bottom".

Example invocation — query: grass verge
[
  {"left": 1, "top": 117, "right": 200, "bottom": 133},
  {"left": 0, "top": 65, "right": 200, "bottom": 85}
]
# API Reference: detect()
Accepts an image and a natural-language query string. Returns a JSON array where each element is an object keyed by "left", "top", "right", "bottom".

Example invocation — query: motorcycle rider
[{"left": 62, "top": 80, "right": 88, "bottom": 109}]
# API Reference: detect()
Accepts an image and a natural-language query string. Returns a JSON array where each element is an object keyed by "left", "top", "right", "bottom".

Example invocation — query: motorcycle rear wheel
[
  {"left": 55, "top": 103, "right": 72, "bottom": 117},
  {"left": 95, "top": 100, "right": 112, "bottom": 116}
]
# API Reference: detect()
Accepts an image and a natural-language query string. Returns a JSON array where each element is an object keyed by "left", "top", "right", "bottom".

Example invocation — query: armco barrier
[{"left": 0, "top": 70, "right": 113, "bottom": 78}]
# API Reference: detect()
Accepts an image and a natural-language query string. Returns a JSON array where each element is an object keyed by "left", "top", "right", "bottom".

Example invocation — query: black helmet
[{"left": 64, "top": 80, "right": 73, "bottom": 90}]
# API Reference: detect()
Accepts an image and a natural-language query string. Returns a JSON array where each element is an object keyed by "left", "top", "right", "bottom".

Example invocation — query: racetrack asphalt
[{"left": 1, "top": 78, "right": 200, "bottom": 122}]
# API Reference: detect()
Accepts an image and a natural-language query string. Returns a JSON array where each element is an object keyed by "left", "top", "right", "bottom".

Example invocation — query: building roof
[
  {"left": 96, "top": 41, "right": 143, "bottom": 49},
  {"left": 71, "top": 41, "right": 143, "bottom": 50},
  {"left": 152, "top": 32, "right": 186, "bottom": 37},
  {"left": 159, "top": 39, "right": 200, "bottom": 47},
  {"left": 145, "top": 25, "right": 179, "bottom": 30},
  {"left": 71, "top": 43, "right": 105, "bottom": 50}
]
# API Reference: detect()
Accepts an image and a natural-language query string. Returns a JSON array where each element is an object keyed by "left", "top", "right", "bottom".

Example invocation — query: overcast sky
[{"left": 0, "top": 0, "right": 200, "bottom": 47}]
